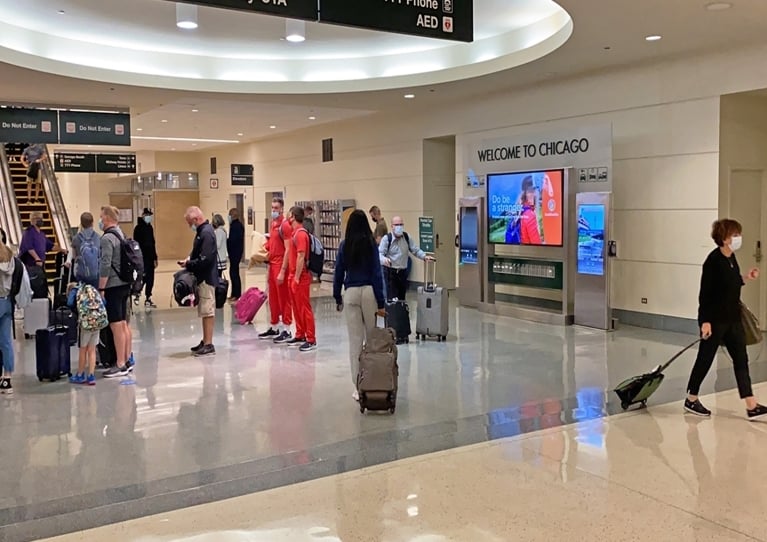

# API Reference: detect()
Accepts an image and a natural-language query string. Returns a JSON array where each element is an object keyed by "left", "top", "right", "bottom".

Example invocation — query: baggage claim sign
[{"left": 170, "top": 0, "right": 473, "bottom": 42}]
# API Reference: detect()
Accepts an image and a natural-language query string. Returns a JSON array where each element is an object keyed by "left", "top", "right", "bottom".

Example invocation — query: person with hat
[{"left": 133, "top": 207, "right": 158, "bottom": 308}]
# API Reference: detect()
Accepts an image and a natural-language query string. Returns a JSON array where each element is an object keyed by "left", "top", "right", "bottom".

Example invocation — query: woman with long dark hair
[
  {"left": 334, "top": 210, "right": 386, "bottom": 401},
  {"left": 685, "top": 218, "right": 767, "bottom": 420}
]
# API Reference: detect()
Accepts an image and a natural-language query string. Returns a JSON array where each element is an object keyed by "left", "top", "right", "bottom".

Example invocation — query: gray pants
[{"left": 343, "top": 286, "right": 378, "bottom": 386}]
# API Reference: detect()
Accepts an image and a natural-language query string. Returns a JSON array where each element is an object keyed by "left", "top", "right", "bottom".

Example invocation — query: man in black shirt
[
  {"left": 180, "top": 207, "right": 218, "bottom": 357},
  {"left": 133, "top": 208, "right": 158, "bottom": 308}
]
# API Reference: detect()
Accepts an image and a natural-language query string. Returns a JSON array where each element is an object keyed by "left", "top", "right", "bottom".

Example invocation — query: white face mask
[{"left": 730, "top": 235, "right": 743, "bottom": 251}]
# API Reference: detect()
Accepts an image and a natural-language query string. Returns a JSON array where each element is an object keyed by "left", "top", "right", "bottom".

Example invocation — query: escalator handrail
[
  {"left": 40, "top": 146, "right": 72, "bottom": 253},
  {"left": 0, "top": 145, "right": 23, "bottom": 249}
]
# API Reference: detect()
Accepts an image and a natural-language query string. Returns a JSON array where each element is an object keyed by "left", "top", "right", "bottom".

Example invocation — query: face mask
[
  {"left": 371, "top": 217, "right": 378, "bottom": 223},
  {"left": 34, "top": 219, "right": 43, "bottom": 227},
  {"left": 98, "top": 220, "right": 104, "bottom": 231},
  {"left": 227, "top": 215, "right": 232, "bottom": 225},
  {"left": 190, "top": 224, "right": 198, "bottom": 233},
  {"left": 271, "top": 211, "right": 280, "bottom": 220},
  {"left": 393, "top": 225, "right": 404, "bottom": 236},
  {"left": 144, "top": 216, "right": 153, "bottom": 225},
  {"left": 730, "top": 235, "right": 743, "bottom": 251}
]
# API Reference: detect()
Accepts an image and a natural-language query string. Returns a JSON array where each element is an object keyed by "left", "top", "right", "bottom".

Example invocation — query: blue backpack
[{"left": 74, "top": 230, "right": 100, "bottom": 285}]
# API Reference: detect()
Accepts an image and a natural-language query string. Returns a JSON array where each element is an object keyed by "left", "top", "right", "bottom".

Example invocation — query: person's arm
[
  {"left": 186, "top": 231, "right": 217, "bottom": 272},
  {"left": 379, "top": 235, "right": 390, "bottom": 266},
  {"left": 372, "top": 245, "right": 385, "bottom": 309},
  {"left": 46, "top": 237, "right": 54, "bottom": 253},
  {"left": 294, "top": 231, "right": 308, "bottom": 283},
  {"left": 279, "top": 223, "right": 291, "bottom": 277},
  {"left": 697, "top": 258, "right": 717, "bottom": 330},
  {"left": 333, "top": 241, "right": 345, "bottom": 306},
  {"left": 99, "top": 236, "right": 113, "bottom": 292},
  {"left": 408, "top": 234, "right": 428, "bottom": 260}
]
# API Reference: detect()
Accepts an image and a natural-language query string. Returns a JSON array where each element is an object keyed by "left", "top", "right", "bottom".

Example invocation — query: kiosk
[
  {"left": 574, "top": 192, "right": 613, "bottom": 329},
  {"left": 457, "top": 197, "right": 484, "bottom": 308}
]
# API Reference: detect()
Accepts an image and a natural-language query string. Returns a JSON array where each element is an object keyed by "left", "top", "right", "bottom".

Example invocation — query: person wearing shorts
[
  {"left": 182, "top": 206, "right": 218, "bottom": 358},
  {"left": 21, "top": 144, "right": 45, "bottom": 204}
]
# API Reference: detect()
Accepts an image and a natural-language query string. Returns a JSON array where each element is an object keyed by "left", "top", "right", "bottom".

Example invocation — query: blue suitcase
[
  {"left": 35, "top": 327, "right": 71, "bottom": 382},
  {"left": 49, "top": 307, "right": 78, "bottom": 346}
]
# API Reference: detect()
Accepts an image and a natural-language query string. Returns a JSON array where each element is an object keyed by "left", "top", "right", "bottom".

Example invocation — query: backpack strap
[{"left": 385, "top": 232, "right": 410, "bottom": 256}]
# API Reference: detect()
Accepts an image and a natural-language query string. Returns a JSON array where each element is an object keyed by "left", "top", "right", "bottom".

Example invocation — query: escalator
[{"left": 2, "top": 143, "right": 72, "bottom": 282}]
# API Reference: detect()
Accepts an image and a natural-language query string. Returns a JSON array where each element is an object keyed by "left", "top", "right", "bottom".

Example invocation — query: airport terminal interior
[{"left": 2, "top": 0, "right": 767, "bottom": 540}]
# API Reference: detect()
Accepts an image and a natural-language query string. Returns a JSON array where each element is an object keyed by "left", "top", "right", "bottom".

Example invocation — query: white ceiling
[
  {"left": 0, "top": 0, "right": 571, "bottom": 93},
  {"left": 1, "top": 0, "right": 767, "bottom": 152}
]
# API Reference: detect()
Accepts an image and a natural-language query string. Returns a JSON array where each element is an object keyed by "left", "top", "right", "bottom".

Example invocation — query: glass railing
[
  {"left": 41, "top": 146, "right": 72, "bottom": 253},
  {"left": 0, "top": 145, "right": 23, "bottom": 250},
  {"left": 130, "top": 171, "right": 199, "bottom": 192}
]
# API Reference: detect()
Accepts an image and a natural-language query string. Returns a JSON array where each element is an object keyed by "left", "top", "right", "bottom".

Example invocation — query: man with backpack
[
  {"left": 286, "top": 206, "right": 317, "bottom": 352},
  {"left": 378, "top": 216, "right": 434, "bottom": 301},
  {"left": 72, "top": 212, "right": 100, "bottom": 287},
  {"left": 98, "top": 205, "right": 135, "bottom": 378}
]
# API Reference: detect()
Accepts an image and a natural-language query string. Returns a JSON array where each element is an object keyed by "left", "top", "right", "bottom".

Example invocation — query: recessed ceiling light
[
  {"left": 57, "top": 10, "right": 65, "bottom": 15},
  {"left": 706, "top": 1, "right": 732, "bottom": 10},
  {"left": 285, "top": 19, "right": 306, "bottom": 43},
  {"left": 176, "top": 3, "right": 198, "bottom": 30},
  {"left": 237, "top": 132, "right": 243, "bottom": 136},
  {"left": 191, "top": 143, "right": 197, "bottom": 146},
  {"left": 161, "top": 119, "right": 168, "bottom": 123},
  {"left": 404, "top": 94, "right": 415, "bottom": 99},
  {"left": 308, "top": 116, "right": 316, "bottom": 120},
  {"left": 191, "top": 109, "right": 199, "bottom": 113},
  {"left": 269, "top": 125, "right": 277, "bottom": 129},
  {"left": 136, "top": 128, "right": 143, "bottom": 132},
  {"left": 171, "top": 148, "right": 176, "bottom": 151},
  {"left": 645, "top": 35, "right": 662, "bottom": 41}
]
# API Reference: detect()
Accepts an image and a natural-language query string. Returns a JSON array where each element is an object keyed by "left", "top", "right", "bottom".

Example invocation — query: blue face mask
[
  {"left": 271, "top": 211, "right": 280, "bottom": 220},
  {"left": 190, "top": 224, "right": 198, "bottom": 232},
  {"left": 98, "top": 220, "right": 105, "bottom": 231},
  {"left": 144, "top": 216, "right": 153, "bottom": 225},
  {"left": 393, "top": 225, "right": 404, "bottom": 236}
]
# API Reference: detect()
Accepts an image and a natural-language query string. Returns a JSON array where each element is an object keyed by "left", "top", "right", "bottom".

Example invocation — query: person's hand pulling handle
[
  {"left": 747, "top": 268, "right": 760, "bottom": 281},
  {"left": 701, "top": 322, "right": 712, "bottom": 340},
  {"left": 336, "top": 303, "right": 344, "bottom": 312},
  {"left": 375, "top": 308, "right": 386, "bottom": 317}
]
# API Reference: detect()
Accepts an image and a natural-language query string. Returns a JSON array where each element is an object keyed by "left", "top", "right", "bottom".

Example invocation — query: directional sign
[
  {"left": 96, "top": 154, "right": 137, "bottom": 173},
  {"left": 320, "top": 0, "right": 473, "bottom": 43},
  {"left": 0, "top": 108, "right": 58, "bottom": 144},
  {"left": 231, "top": 164, "right": 254, "bottom": 186},
  {"left": 59, "top": 112, "right": 131, "bottom": 146},
  {"left": 419, "top": 216, "right": 435, "bottom": 253},
  {"left": 54, "top": 152, "right": 136, "bottom": 173},
  {"left": 172, "top": 0, "right": 317, "bottom": 20}
]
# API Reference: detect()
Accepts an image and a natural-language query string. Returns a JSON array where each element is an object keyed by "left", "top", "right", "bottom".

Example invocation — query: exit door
[{"left": 730, "top": 169, "right": 766, "bottom": 328}]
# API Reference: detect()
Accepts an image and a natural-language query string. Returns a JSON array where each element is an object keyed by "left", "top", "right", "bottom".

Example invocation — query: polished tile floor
[
  {"left": 2, "top": 265, "right": 767, "bottom": 540},
  {"left": 41, "top": 383, "right": 767, "bottom": 542}
]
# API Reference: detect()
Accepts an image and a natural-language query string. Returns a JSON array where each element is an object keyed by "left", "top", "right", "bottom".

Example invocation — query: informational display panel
[
  {"left": 458, "top": 197, "right": 484, "bottom": 308},
  {"left": 574, "top": 192, "right": 611, "bottom": 329},
  {"left": 172, "top": 0, "right": 317, "bottom": 20}
]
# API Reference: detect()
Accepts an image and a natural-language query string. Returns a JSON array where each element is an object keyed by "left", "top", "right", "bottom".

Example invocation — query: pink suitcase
[{"left": 235, "top": 287, "right": 267, "bottom": 325}]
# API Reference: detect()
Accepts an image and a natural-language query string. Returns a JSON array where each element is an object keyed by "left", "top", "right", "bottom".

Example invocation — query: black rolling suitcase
[
  {"left": 385, "top": 300, "right": 411, "bottom": 344},
  {"left": 52, "top": 263, "right": 71, "bottom": 310},
  {"left": 97, "top": 326, "right": 117, "bottom": 368},
  {"left": 36, "top": 326, "right": 71, "bottom": 381},
  {"left": 49, "top": 306, "right": 78, "bottom": 346}
]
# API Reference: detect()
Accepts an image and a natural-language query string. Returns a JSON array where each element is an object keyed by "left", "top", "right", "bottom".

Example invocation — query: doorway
[
  {"left": 422, "top": 136, "right": 457, "bottom": 289},
  {"left": 730, "top": 169, "right": 766, "bottom": 327}
]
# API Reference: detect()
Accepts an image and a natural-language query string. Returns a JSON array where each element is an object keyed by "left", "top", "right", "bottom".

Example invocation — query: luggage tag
[{"left": 376, "top": 315, "right": 386, "bottom": 329}]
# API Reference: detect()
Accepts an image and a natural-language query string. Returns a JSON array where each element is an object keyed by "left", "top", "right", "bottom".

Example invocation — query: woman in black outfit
[{"left": 685, "top": 218, "right": 767, "bottom": 420}]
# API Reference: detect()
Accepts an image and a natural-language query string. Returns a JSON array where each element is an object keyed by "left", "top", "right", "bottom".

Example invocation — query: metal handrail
[
  {"left": 40, "top": 146, "right": 72, "bottom": 253},
  {"left": 0, "top": 145, "right": 23, "bottom": 250}
]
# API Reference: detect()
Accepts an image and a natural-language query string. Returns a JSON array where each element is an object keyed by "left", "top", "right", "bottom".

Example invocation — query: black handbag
[{"left": 740, "top": 302, "right": 763, "bottom": 346}]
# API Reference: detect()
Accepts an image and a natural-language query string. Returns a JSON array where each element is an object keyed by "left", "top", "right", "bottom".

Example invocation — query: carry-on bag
[
  {"left": 235, "top": 287, "right": 267, "bottom": 325},
  {"left": 52, "top": 264, "right": 71, "bottom": 310},
  {"left": 416, "top": 259, "right": 449, "bottom": 342},
  {"left": 49, "top": 306, "right": 78, "bottom": 346},
  {"left": 23, "top": 297, "right": 50, "bottom": 339},
  {"left": 97, "top": 326, "right": 117, "bottom": 368},
  {"left": 385, "top": 299, "right": 411, "bottom": 344},
  {"left": 26, "top": 265, "right": 48, "bottom": 299},
  {"left": 35, "top": 326, "right": 71, "bottom": 381},
  {"left": 173, "top": 269, "right": 198, "bottom": 307},
  {"left": 215, "top": 275, "right": 229, "bottom": 309},
  {"left": 613, "top": 339, "right": 701, "bottom": 410},
  {"left": 358, "top": 320, "right": 399, "bottom": 414}
]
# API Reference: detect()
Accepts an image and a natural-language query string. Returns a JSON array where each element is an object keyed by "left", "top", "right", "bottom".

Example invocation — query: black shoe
[
  {"left": 258, "top": 328, "right": 279, "bottom": 340},
  {"left": 190, "top": 340, "right": 204, "bottom": 353},
  {"left": 194, "top": 344, "right": 216, "bottom": 357},
  {"left": 286, "top": 337, "right": 306, "bottom": 347},
  {"left": 103, "top": 366, "right": 129, "bottom": 379},
  {"left": 747, "top": 404, "right": 767, "bottom": 421},
  {"left": 299, "top": 342, "right": 317, "bottom": 353},
  {"left": 684, "top": 398, "right": 711, "bottom": 417},
  {"left": 273, "top": 331, "right": 293, "bottom": 344},
  {"left": 0, "top": 378, "right": 12, "bottom": 395}
]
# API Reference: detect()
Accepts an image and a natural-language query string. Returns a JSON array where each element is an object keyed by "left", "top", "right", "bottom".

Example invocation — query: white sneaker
[{"left": 352, "top": 390, "right": 360, "bottom": 402}]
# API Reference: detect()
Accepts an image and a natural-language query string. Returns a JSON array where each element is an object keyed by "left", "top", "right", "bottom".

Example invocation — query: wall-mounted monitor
[
  {"left": 576, "top": 203, "right": 606, "bottom": 276},
  {"left": 487, "top": 169, "right": 564, "bottom": 246}
]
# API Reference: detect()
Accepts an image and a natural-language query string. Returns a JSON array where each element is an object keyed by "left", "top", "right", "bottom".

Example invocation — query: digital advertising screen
[
  {"left": 487, "top": 170, "right": 563, "bottom": 246},
  {"left": 459, "top": 207, "right": 479, "bottom": 264},
  {"left": 576, "top": 204, "right": 606, "bottom": 276}
]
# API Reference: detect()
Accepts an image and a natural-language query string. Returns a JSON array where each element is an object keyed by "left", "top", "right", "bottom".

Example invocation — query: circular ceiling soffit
[{"left": 0, "top": 0, "right": 572, "bottom": 94}]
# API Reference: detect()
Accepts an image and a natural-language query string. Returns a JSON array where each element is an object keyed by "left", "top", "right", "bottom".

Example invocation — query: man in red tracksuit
[
  {"left": 259, "top": 197, "right": 294, "bottom": 343},
  {"left": 285, "top": 206, "right": 317, "bottom": 352}
]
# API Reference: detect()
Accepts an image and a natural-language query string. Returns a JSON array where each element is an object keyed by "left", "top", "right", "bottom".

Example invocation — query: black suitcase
[
  {"left": 26, "top": 265, "right": 48, "bottom": 299},
  {"left": 386, "top": 300, "right": 411, "bottom": 344},
  {"left": 36, "top": 326, "right": 71, "bottom": 381},
  {"left": 52, "top": 264, "right": 71, "bottom": 309},
  {"left": 97, "top": 326, "right": 117, "bottom": 368},
  {"left": 49, "top": 307, "right": 78, "bottom": 346},
  {"left": 216, "top": 277, "right": 229, "bottom": 309}
]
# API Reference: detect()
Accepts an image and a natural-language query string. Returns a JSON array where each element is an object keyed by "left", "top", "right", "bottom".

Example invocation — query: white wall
[{"left": 188, "top": 44, "right": 767, "bottom": 320}]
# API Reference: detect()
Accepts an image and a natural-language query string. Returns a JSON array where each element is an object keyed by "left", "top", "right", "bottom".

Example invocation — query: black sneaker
[
  {"left": 145, "top": 298, "right": 157, "bottom": 309},
  {"left": 258, "top": 328, "right": 279, "bottom": 340},
  {"left": 273, "top": 331, "right": 293, "bottom": 344},
  {"left": 299, "top": 342, "right": 317, "bottom": 353},
  {"left": 194, "top": 344, "right": 216, "bottom": 357},
  {"left": 286, "top": 337, "right": 306, "bottom": 347},
  {"left": 190, "top": 340, "right": 204, "bottom": 353},
  {"left": 684, "top": 398, "right": 711, "bottom": 417},
  {"left": 0, "top": 378, "right": 12, "bottom": 395},
  {"left": 103, "top": 365, "right": 129, "bottom": 379},
  {"left": 747, "top": 404, "right": 767, "bottom": 421}
]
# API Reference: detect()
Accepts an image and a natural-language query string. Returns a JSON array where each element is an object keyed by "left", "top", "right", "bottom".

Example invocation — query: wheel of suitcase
[{"left": 621, "top": 401, "right": 629, "bottom": 411}]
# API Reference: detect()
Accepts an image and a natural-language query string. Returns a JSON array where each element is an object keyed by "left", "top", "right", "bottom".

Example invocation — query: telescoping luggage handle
[
  {"left": 423, "top": 258, "right": 437, "bottom": 293},
  {"left": 659, "top": 339, "right": 702, "bottom": 373}
]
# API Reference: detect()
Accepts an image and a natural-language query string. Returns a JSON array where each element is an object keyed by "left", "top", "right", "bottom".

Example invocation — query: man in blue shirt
[{"left": 378, "top": 216, "right": 433, "bottom": 301}]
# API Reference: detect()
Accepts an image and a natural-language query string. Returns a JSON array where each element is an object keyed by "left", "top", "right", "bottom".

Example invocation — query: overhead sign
[
  {"left": 54, "top": 152, "right": 136, "bottom": 173},
  {"left": 320, "top": 0, "right": 473, "bottom": 42},
  {"left": 172, "top": 0, "right": 317, "bottom": 20},
  {"left": 419, "top": 216, "right": 435, "bottom": 253},
  {"left": 59, "top": 111, "right": 131, "bottom": 146},
  {"left": 231, "top": 164, "right": 254, "bottom": 186},
  {"left": 0, "top": 108, "right": 58, "bottom": 144}
]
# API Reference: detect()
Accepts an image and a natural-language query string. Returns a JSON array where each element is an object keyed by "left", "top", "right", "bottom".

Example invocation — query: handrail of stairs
[
  {"left": 40, "top": 146, "right": 72, "bottom": 254},
  {"left": 0, "top": 145, "right": 23, "bottom": 250}
]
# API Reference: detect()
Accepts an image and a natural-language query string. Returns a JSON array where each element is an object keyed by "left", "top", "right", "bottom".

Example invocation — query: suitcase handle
[
  {"left": 423, "top": 258, "right": 437, "bottom": 292},
  {"left": 659, "top": 339, "right": 701, "bottom": 372},
  {"left": 52, "top": 306, "right": 70, "bottom": 328}
]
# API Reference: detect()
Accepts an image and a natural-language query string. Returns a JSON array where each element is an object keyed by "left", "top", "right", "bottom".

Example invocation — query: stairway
[{"left": 4, "top": 143, "right": 60, "bottom": 282}]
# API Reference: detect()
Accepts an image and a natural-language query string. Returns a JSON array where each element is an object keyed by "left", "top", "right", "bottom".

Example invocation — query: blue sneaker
[
  {"left": 127, "top": 353, "right": 136, "bottom": 373},
  {"left": 86, "top": 374, "right": 96, "bottom": 386},
  {"left": 69, "top": 373, "right": 85, "bottom": 384}
]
